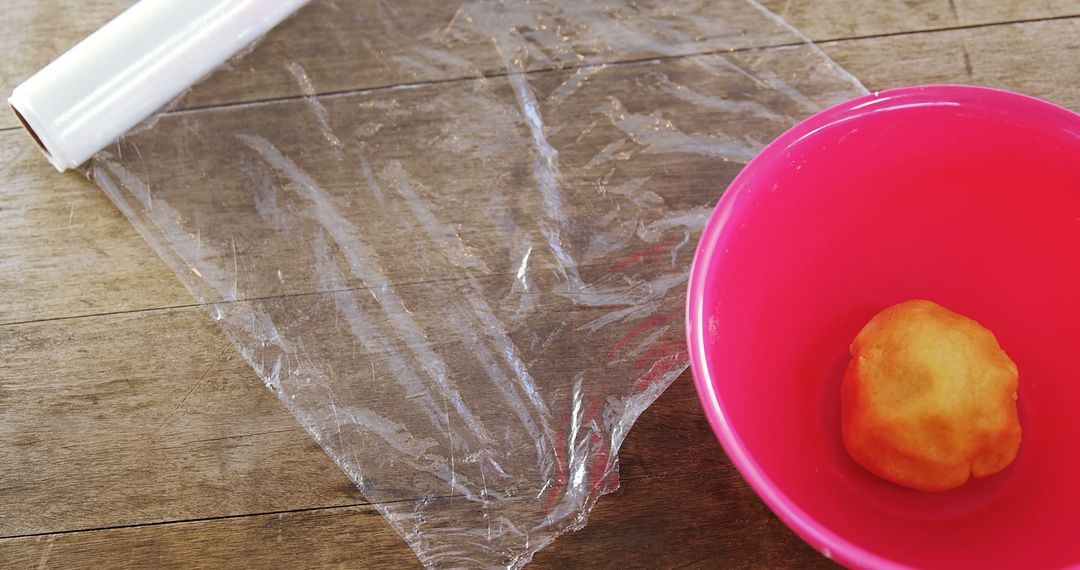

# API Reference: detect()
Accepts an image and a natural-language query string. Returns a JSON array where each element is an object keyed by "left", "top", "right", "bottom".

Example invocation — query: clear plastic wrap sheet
[{"left": 86, "top": 1, "right": 865, "bottom": 567}]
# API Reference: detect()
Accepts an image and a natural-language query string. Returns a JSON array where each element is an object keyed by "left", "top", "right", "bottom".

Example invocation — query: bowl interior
[{"left": 689, "top": 86, "right": 1080, "bottom": 569}]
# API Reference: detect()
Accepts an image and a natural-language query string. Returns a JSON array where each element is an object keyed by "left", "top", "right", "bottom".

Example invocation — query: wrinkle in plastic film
[{"left": 88, "top": 1, "right": 865, "bottom": 567}]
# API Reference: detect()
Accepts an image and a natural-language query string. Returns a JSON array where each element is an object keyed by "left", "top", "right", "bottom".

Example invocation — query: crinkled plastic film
[{"left": 85, "top": 1, "right": 865, "bottom": 567}]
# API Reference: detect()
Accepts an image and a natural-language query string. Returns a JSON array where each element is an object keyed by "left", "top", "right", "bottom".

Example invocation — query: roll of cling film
[{"left": 9, "top": 0, "right": 311, "bottom": 171}]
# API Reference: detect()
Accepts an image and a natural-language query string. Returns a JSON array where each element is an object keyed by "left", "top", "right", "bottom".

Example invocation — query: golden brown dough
[{"left": 841, "top": 300, "right": 1021, "bottom": 492}]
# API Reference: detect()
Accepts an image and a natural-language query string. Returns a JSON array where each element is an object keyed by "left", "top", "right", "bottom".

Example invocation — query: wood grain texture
[
  {"left": 4, "top": 0, "right": 1078, "bottom": 129},
  {"left": 3, "top": 1, "right": 1079, "bottom": 569},
  {"left": 0, "top": 131, "right": 189, "bottom": 324},
  {"left": 822, "top": 16, "right": 1080, "bottom": 110},
  {"left": 153, "top": 0, "right": 805, "bottom": 111},
  {"left": 761, "top": 0, "right": 1080, "bottom": 41},
  {"left": 0, "top": 506, "right": 420, "bottom": 569},
  {"left": 0, "top": 307, "right": 362, "bottom": 538},
  {"left": 0, "top": 293, "right": 728, "bottom": 535},
  {"left": 7, "top": 17, "right": 1080, "bottom": 322},
  {"left": 0, "top": 378, "right": 820, "bottom": 570},
  {"left": 0, "top": 456, "right": 830, "bottom": 570}
]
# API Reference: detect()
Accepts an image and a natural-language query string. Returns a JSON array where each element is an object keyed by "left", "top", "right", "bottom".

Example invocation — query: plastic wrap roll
[{"left": 8, "top": 0, "right": 309, "bottom": 171}]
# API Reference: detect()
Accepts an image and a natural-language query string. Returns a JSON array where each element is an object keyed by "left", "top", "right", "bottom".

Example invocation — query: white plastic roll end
[{"left": 10, "top": 89, "right": 79, "bottom": 172}]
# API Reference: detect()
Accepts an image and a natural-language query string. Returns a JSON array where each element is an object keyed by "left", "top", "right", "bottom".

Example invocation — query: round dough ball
[{"left": 841, "top": 299, "right": 1021, "bottom": 492}]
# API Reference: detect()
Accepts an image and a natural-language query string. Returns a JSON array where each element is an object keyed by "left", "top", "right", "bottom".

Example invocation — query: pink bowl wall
[{"left": 687, "top": 85, "right": 1080, "bottom": 569}]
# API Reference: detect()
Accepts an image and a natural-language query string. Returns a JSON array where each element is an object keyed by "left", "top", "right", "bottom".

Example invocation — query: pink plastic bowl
[{"left": 687, "top": 85, "right": 1080, "bottom": 569}]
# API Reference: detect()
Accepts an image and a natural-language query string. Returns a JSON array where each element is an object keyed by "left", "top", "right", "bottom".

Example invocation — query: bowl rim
[{"left": 685, "top": 84, "right": 1080, "bottom": 570}]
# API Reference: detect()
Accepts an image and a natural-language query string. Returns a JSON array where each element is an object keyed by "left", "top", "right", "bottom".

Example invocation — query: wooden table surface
[{"left": 2, "top": 1, "right": 1078, "bottom": 568}]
